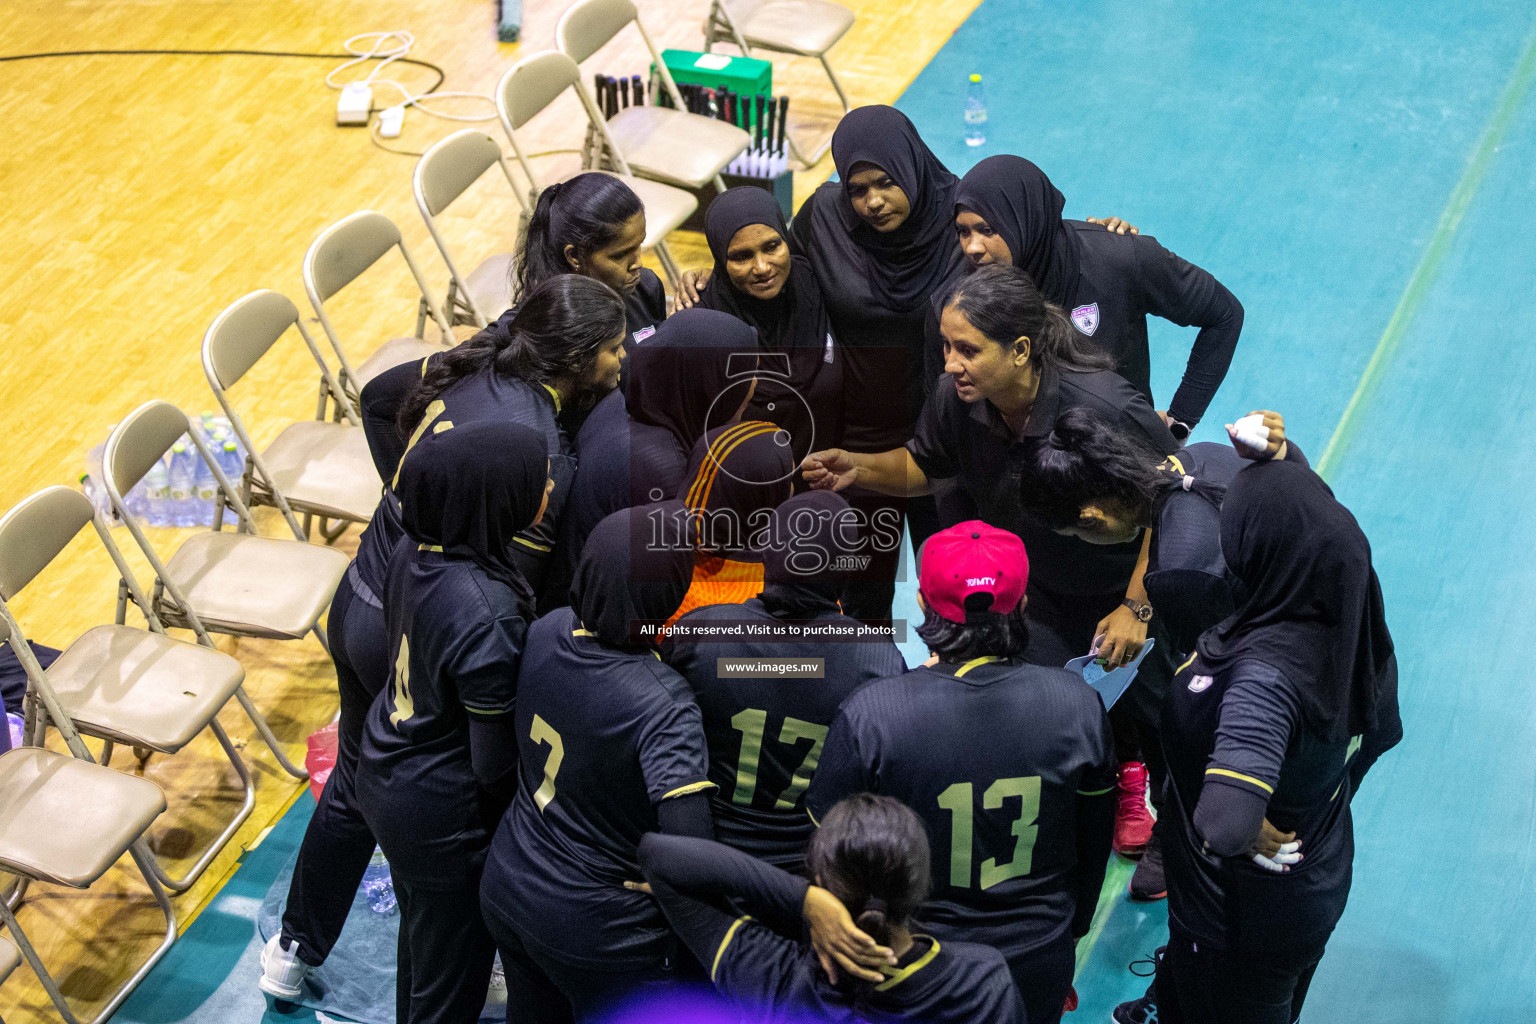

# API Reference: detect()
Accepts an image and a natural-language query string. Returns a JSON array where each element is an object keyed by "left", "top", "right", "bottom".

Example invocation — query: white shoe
[{"left": 258, "top": 932, "right": 310, "bottom": 1001}]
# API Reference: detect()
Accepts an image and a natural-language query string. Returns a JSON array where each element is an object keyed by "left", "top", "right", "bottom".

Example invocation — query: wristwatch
[
  {"left": 1167, "top": 419, "right": 1193, "bottom": 442},
  {"left": 1121, "top": 598, "right": 1154, "bottom": 622}
]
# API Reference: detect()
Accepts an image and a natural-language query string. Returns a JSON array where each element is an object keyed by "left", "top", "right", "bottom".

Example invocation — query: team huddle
[{"left": 257, "top": 104, "right": 1404, "bottom": 1024}]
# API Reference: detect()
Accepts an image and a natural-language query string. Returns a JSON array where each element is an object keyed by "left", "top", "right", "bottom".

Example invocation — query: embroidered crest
[
  {"left": 632, "top": 325, "right": 656, "bottom": 344},
  {"left": 1070, "top": 302, "right": 1100, "bottom": 336},
  {"left": 1188, "top": 674, "right": 1214, "bottom": 693}
]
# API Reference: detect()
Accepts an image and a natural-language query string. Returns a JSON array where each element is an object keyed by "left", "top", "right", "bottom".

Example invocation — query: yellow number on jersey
[
  {"left": 936, "top": 775, "right": 1042, "bottom": 890},
  {"left": 530, "top": 714, "right": 565, "bottom": 813},
  {"left": 388, "top": 635, "right": 414, "bottom": 726}
]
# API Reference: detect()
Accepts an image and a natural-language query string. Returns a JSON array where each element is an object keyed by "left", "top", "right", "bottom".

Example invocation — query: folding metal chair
[
  {"left": 302, "top": 210, "right": 456, "bottom": 397},
  {"left": 703, "top": 0, "right": 855, "bottom": 164},
  {"left": 0, "top": 619, "right": 174, "bottom": 1024},
  {"left": 494, "top": 52, "right": 698, "bottom": 288},
  {"left": 556, "top": 0, "right": 750, "bottom": 192},
  {"left": 413, "top": 130, "right": 524, "bottom": 328},
  {"left": 203, "top": 289, "right": 380, "bottom": 543},
  {"left": 0, "top": 485, "right": 251, "bottom": 893},
  {"left": 102, "top": 400, "right": 352, "bottom": 780}
]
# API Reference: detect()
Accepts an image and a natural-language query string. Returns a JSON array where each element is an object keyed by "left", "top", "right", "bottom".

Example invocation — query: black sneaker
[
  {"left": 1111, "top": 991, "right": 1159, "bottom": 1024},
  {"left": 1128, "top": 828, "right": 1166, "bottom": 901}
]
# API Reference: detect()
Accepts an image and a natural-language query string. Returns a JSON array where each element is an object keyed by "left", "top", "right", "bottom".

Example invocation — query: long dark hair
[
  {"left": 397, "top": 274, "right": 624, "bottom": 437},
  {"left": 944, "top": 263, "right": 1114, "bottom": 375},
  {"left": 914, "top": 598, "right": 1031, "bottom": 662},
  {"left": 515, "top": 172, "right": 643, "bottom": 299},
  {"left": 805, "top": 794, "right": 931, "bottom": 988}
]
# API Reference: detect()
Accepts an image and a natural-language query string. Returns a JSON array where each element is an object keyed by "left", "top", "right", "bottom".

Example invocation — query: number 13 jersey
[{"left": 806, "top": 659, "right": 1114, "bottom": 957}]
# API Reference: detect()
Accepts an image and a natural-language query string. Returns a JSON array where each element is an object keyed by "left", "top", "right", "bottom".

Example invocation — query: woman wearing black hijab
[
  {"left": 546, "top": 308, "right": 760, "bottom": 605},
  {"left": 693, "top": 187, "right": 844, "bottom": 466},
  {"left": 355, "top": 422, "right": 552, "bottom": 1024},
  {"left": 954, "top": 155, "right": 1244, "bottom": 440},
  {"left": 1156, "top": 460, "right": 1401, "bottom": 1024},
  {"left": 479, "top": 503, "right": 714, "bottom": 1023}
]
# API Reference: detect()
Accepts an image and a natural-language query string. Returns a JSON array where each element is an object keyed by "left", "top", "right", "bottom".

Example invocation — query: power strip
[{"left": 336, "top": 81, "right": 373, "bottom": 125}]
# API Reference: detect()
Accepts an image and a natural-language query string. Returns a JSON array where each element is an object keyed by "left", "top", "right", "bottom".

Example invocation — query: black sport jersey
[
  {"left": 1062, "top": 222, "right": 1243, "bottom": 427},
  {"left": 1161, "top": 652, "right": 1360, "bottom": 954},
  {"left": 359, "top": 544, "right": 529, "bottom": 851},
  {"left": 638, "top": 833, "right": 1025, "bottom": 1024},
  {"left": 663, "top": 598, "right": 905, "bottom": 868},
  {"left": 806, "top": 658, "right": 1115, "bottom": 958},
  {"left": 483, "top": 606, "right": 714, "bottom": 969},
  {"left": 618, "top": 268, "right": 668, "bottom": 393},
  {"left": 907, "top": 363, "right": 1177, "bottom": 595}
]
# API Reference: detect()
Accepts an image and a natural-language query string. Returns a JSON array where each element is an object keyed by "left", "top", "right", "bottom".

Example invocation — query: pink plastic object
[{"left": 305, "top": 721, "right": 339, "bottom": 801}]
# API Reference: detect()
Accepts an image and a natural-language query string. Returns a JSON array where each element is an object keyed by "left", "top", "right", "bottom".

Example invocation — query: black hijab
[
  {"left": 627, "top": 308, "right": 759, "bottom": 456},
  {"left": 395, "top": 420, "right": 549, "bottom": 607},
  {"left": 682, "top": 421, "right": 795, "bottom": 560},
  {"left": 757, "top": 490, "right": 858, "bottom": 619},
  {"left": 826, "top": 105, "right": 963, "bottom": 313},
  {"left": 954, "top": 155, "right": 1082, "bottom": 307},
  {"left": 571, "top": 503, "right": 694, "bottom": 649},
  {"left": 1196, "top": 461, "right": 1394, "bottom": 742}
]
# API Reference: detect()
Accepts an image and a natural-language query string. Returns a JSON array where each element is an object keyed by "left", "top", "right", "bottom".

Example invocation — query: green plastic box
[{"left": 661, "top": 49, "right": 772, "bottom": 120}]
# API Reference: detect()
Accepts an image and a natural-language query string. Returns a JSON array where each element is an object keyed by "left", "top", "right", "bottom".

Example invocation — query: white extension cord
[{"left": 326, "top": 31, "right": 496, "bottom": 134}]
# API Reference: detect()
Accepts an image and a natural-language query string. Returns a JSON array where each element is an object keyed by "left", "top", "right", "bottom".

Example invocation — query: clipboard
[{"left": 1065, "top": 639, "right": 1155, "bottom": 711}]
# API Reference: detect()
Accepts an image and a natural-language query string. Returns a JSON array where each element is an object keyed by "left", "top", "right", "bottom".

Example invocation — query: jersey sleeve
[
  {"left": 1133, "top": 234, "right": 1244, "bottom": 428},
  {"left": 803, "top": 707, "right": 868, "bottom": 825},
  {"left": 637, "top": 684, "right": 716, "bottom": 804},
  {"left": 449, "top": 614, "right": 526, "bottom": 718},
  {"left": 360, "top": 358, "right": 428, "bottom": 482},
  {"left": 1195, "top": 665, "right": 1300, "bottom": 856},
  {"left": 904, "top": 383, "right": 962, "bottom": 480}
]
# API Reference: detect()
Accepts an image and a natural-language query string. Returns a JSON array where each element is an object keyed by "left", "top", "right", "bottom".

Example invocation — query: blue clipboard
[{"left": 1065, "top": 639, "right": 1155, "bottom": 711}]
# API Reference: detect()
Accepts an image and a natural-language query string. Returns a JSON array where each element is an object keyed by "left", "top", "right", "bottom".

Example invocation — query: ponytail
[
  {"left": 397, "top": 274, "right": 624, "bottom": 437},
  {"left": 1017, "top": 406, "right": 1167, "bottom": 530},
  {"left": 515, "top": 172, "right": 644, "bottom": 299},
  {"left": 945, "top": 263, "right": 1115, "bottom": 376}
]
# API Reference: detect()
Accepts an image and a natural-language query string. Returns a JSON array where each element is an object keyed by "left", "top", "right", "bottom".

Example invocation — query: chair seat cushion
[
  {"left": 0, "top": 747, "right": 166, "bottom": 888},
  {"left": 259, "top": 421, "right": 381, "bottom": 523},
  {"left": 606, "top": 108, "right": 749, "bottom": 189},
  {"left": 354, "top": 336, "right": 453, "bottom": 389},
  {"left": 160, "top": 532, "right": 350, "bottom": 640},
  {"left": 462, "top": 252, "right": 516, "bottom": 324},
  {"left": 741, "top": 0, "right": 854, "bottom": 54},
  {"left": 48, "top": 625, "right": 246, "bottom": 754}
]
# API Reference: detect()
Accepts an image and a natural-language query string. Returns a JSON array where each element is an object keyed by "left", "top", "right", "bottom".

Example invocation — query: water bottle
[
  {"left": 168, "top": 443, "right": 197, "bottom": 527},
  {"left": 5, "top": 713, "right": 23, "bottom": 751},
  {"left": 964, "top": 73, "right": 987, "bottom": 147},
  {"left": 363, "top": 848, "right": 397, "bottom": 914},
  {"left": 143, "top": 456, "right": 172, "bottom": 526},
  {"left": 193, "top": 444, "right": 217, "bottom": 526},
  {"left": 219, "top": 440, "right": 245, "bottom": 492}
]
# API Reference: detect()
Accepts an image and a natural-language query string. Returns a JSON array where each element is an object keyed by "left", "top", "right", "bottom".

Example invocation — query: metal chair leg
[
  {"left": 142, "top": 720, "right": 255, "bottom": 893},
  {"left": 654, "top": 242, "right": 683, "bottom": 290},
  {"left": 233, "top": 684, "right": 308, "bottom": 780},
  {"left": 821, "top": 53, "right": 852, "bottom": 111}
]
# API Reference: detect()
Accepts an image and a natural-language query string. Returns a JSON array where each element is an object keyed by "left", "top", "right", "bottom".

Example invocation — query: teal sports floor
[{"left": 119, "top": 1, "right": 1536, "bottom": 1019}]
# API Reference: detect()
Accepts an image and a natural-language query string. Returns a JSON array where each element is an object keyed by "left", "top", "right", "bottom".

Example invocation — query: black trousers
[
  {"left": 281, "top": 569, "right": 391, "bottom": 967},
  {"left": 481, "top": 891, "right": 679, "bottom": 1024},
  {"left": 392, "top": 865, "right": 498, "bottom": 1024},
  {"left": 1158, "top": 928, "right": 1323, "bottom": 1024},
  {"left": 1003, "top": 935, "right": 1076, "bottom": 1024}
]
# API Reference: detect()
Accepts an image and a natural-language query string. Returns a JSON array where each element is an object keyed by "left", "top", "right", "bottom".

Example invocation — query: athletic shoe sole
[
  {"left": 1126, "top": 879, "right": 1167, "bottom": 902},
  {"left": 257, "top": 934, "right": 305, "bottom": 1001}
]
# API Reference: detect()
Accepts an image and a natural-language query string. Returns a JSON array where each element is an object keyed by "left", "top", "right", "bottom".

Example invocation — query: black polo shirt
[{"left": 907, "top": 364, "right": 1177, "bottom": 596}]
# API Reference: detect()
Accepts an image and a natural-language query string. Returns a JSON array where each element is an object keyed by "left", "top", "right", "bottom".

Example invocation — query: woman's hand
[
  {"left": 1086, "top": 216, "right": 1140, "bottom": 236},
  {"left": 1250, "top": 817, "right": 1303, "bottom": 873},
  {"left": 801, "top": 449, "right": 859, "bottom": 491},
  {"left": 674, "top": 267, "right": 713, "bottom": 309},
  {"left": 804, "top": 885, "right": 895, "bottom": 984},
  {"left": 1092, "top": 605, "right": 1148, "bottom": 669},
  {"left": 1226, "top": 410, "right": 1288, "bottom": 461}
]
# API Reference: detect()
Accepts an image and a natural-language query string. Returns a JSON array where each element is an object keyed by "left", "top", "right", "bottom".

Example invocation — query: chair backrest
[
  {"left": 0, "top": 487, "right": 94, "bottom": 602},
  {"left": 556, "top": 0, "right": 639, "bottom": 64},
  {"left": 202, "top": 289, "right": 303, "bottom": 390},
  {"left": 415, "top": 130, "right": 504, "bottom": 218},
  {"left": 716, "top": 0, "right": 766, "bottom": 25},
  {"left": 497, "top": 51, "right": 583, "bottom": 133},
  {"left": 303, "top": 211, "right": 405, "bottom": 305},
  {"left": 104, "top": 400, "right": 195, "bottom": 500}
]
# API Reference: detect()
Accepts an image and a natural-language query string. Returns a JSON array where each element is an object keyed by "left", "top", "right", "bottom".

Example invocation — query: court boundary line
[{"left": 1317, "top": 18, "right": 1536, "bottom": 478}]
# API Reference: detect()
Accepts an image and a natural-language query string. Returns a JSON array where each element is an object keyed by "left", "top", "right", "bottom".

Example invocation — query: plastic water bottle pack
[{"left": 78, "top": 413, "right": 246, "bottom": 528}]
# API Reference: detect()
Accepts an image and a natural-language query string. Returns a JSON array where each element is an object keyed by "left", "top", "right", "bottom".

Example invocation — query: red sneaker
[
  {"left": 1114, "top": 761, "right": 1153, "bottom": 856},
  {"left": 1063, "top": 985, "right": 1079, "bottom": 1012}
]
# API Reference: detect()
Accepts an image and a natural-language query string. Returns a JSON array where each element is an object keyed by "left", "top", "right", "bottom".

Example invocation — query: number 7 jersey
[{"left": 806, "top": 659, "right": 1114, "bottom": 958}]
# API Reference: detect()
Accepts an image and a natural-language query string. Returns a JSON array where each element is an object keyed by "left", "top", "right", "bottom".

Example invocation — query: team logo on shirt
[
  {"left": 1070, "top": 302, "right": 1100, "bottom": 336},
  {"left": 632, "top": 325, "right": 656, "bottom": 344},
  {"left": 1188, "top": 674, "right": 1214, "bottom": 693}
]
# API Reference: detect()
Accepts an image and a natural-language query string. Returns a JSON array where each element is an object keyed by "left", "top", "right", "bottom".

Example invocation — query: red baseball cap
[{"left": 918, "top": 521, "right": 1029, "bottom": 623}]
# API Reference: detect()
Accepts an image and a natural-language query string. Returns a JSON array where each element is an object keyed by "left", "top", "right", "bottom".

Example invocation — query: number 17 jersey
[{"left": 806, "top": 659, "right": 1114, "bottom": 957}]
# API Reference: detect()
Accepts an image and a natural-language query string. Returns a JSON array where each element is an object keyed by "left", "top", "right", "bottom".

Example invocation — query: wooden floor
[{"left": 0, "top": 0, "right": 978, "bottom": 1020}]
